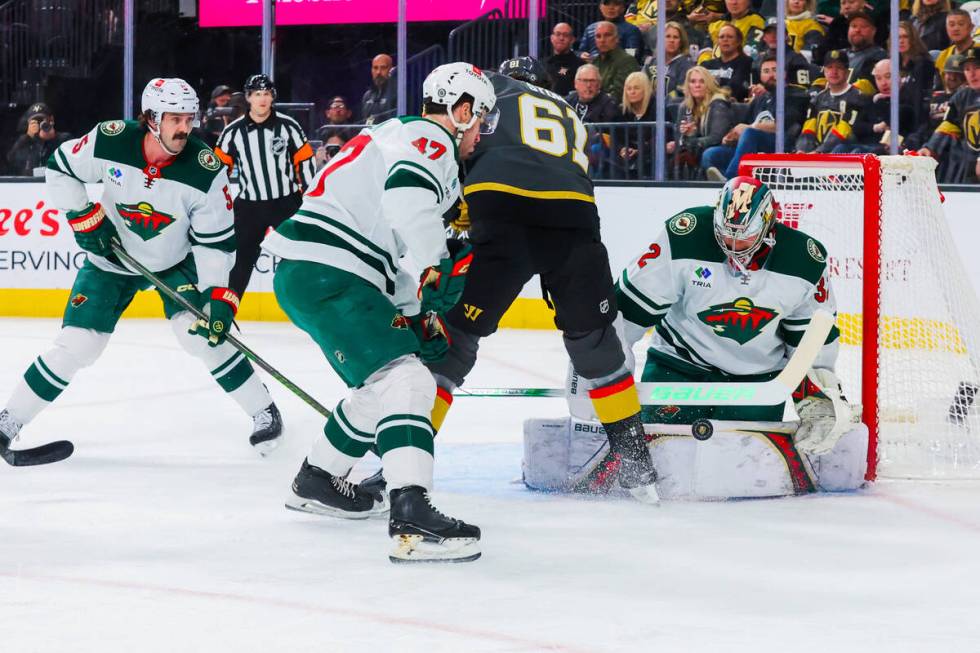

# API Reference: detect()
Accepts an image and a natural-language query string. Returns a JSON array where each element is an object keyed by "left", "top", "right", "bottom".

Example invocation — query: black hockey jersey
[
  {"left": 795, "top": 85, "right": 872, "bottom": 153},
  {"left": 463, "top": 73, "right": 595, "bottom": 208},
  {"left": 924, "top": 87, "right": 980, "bottom": 155}
]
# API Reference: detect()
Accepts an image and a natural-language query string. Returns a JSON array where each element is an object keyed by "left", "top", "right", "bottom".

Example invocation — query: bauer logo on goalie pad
[
  {"left": 198, "top": 150, "right": 222, "bottom": 171},
  {"left": 697, "top": 297, "right": 778, "bottom": 345},
  {"left": 99, "top": 120, "right": 125, "bottom": 136},
  {"left": 668, "top": 212, "right": 697, "bottom": 235}
]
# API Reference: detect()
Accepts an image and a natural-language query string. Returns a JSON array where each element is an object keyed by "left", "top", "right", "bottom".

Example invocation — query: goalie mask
[
  {"left": 422, "top": 62, "right": 498, "bottom": 140},
  {"left": 713, "top": 176, "right": 777, "bottom": 271}
]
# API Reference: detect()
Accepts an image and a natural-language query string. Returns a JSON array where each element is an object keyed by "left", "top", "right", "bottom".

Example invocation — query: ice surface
[{"left": 2, "top": 318, "right": 979, "bottom": 652}]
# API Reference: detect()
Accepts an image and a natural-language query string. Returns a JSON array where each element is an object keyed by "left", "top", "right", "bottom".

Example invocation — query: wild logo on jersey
[
  {"left": 115, "top": 202, "right": 175, "bottom": 241},
  {"left": 697, "top": 297, "right": 778, "bottom": 345}
]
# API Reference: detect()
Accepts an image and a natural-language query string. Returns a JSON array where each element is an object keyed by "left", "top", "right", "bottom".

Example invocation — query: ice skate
[
  {"left": 388, "top": 485, "right": 481, "bottom": 563},
  {"left": 286, "top": 459, "right": 387, "bottom": 519},
  {"left": 249, "top": 403, "right": 283, "bottom": 455}
]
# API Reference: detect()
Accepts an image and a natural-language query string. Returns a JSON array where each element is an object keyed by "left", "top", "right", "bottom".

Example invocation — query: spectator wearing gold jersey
[
  {"left": 786, "top": 0, "right": 826, "bottom": 53},
  {"left": 707, "top": 0, "right": 765, "bottom": 49}
]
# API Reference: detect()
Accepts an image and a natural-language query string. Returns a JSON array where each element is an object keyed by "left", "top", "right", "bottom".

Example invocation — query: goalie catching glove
[
  {"left": 67, "top": 202, "right": 118, "bottom": 258},
  {"left": 418, "top": 244, "right": 473, "bottom": 314},
  {"left": 793, "top": 368, "right": 859, "bottom": 456},
  {"left": 190, "top": 287, "right": 240, "bottom": 347}
]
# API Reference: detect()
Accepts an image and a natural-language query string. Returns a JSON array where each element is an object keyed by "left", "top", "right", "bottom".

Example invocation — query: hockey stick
[
  {"left": 457, "top": 310, "right": 835, "bottom": 406},
  {"left": 0, "top": 432, "right": 74, "bottom": 467},
  {"left": 109, "top": 242, "right": 333, "bottom": 419}
]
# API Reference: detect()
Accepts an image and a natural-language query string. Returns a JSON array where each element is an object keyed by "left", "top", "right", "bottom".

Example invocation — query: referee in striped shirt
[{"left": 214, "top": 74, "right": 316, "bottom": 297}]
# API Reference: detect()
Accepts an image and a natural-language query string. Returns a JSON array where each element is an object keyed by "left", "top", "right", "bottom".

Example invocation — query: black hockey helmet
[
  {"left": 498, "top": 56, "right": 551, "bottom": 90},
  {"left": 244, "top": 73, "right": 277, "bottom": 100}
]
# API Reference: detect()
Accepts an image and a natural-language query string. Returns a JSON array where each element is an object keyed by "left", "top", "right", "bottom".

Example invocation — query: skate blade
[
  {"left": 628, "top": 483, "right": 661, "bottom": 505},
  {"left": 252, "top": 437, "right": 282, "bottom": 457},
  {"left": 388, "top": 534, "right": 481, "bottom": 564},
  {"left": 284, "top": 494, "right": 374, "bottom": 520}
]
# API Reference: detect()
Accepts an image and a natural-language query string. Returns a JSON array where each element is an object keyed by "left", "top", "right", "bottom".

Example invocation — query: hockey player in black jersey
[{"left": 424, "top": 57, "right": 660, "bottom": 503}]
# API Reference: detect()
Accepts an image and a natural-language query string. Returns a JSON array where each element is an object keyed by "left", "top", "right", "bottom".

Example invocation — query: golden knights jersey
[
  {"left": 925, "top": 87, "right": 980, "bottom": 155},
  {"left": 462, "top": 73, "right": 595, "bottom": 222},
  {"left": 45, "top": 120, "right": 236, "bottom": 289},
  {"left": 615, "top": 207, "right": 839, "bottom": 376},
  {"left": 262, "top": 116, "right": 460, "bottom": 308},
  {"left": 795, "top": 85, "right": 871, "bottom": 153}
]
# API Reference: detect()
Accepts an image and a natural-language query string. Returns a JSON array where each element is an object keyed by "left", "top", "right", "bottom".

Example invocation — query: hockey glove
[
  {"left": 67, "top": 202, "right": 118, "bottom": 258},
  {"left": 418, "top": 244, "right": 473, "bottom": 314},
  {"left": 793, "top": 368, "right": 857, "bottom": 456},
  {"left": 410, "top": 312, "right": 451, "bottom": 363},
  {"left": 190, "top": 287, "right": 240, "bottom": 347}
]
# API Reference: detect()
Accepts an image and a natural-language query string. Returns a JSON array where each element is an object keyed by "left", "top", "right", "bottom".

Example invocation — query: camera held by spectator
[{"left": 6, "top": 102, "right": 71, "bottom": 176}]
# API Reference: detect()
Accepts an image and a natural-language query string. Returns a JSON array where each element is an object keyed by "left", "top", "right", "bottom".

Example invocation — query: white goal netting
[{"left": 745, "top": 155, "right": 980, "bottom": 479}]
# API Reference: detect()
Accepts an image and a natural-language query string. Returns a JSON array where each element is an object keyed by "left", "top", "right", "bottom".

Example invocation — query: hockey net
[{"left": 740, "top": 154, "right": 980, "bottom": 480}]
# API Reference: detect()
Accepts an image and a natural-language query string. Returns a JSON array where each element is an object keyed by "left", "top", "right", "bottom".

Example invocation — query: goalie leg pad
[
  {"left": 7, "top": 326, "right": 111, "bottom": 424},
  {"left": 807, "top": 423, "right": 868, "bottom": 491}
]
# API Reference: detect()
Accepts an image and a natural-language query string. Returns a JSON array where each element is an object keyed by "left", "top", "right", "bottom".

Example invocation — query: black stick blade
[{"left": 1, "top": 440, "right": 74, "bottom": 466}]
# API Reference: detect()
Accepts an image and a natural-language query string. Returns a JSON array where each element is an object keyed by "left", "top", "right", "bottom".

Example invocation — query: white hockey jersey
[
  {"left": 617, "top": 206, "right": 839, "bottom": 376},
  {"left": 45, "top": 119, "right": 236, "bottom": 290},
  {"left": 261, "top": 116, "right": 461, "bottom": 311}
]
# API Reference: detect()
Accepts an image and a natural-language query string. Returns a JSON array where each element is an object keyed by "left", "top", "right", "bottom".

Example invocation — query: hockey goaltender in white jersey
[{"left": 524, "top": 176, "right": 868, "bottom": 500}]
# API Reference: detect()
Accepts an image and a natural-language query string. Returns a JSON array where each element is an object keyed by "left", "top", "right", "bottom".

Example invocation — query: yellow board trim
[
  {"left": 0, "top": 290, "right": 965, "bottom": 353},
  {"left": 463, "top": 182, "right": 595, "bottom": 203}
]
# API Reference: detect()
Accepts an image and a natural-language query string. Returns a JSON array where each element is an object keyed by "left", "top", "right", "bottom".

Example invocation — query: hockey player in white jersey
[
  {"left": 263, "top": 63, "right": 495, "bottom": 563},
  {"left": 526, "top": 176, "right": 867, "bottom": 499},
  {"left": 0, "top": 78, "right": 282, "bottom": 458}
]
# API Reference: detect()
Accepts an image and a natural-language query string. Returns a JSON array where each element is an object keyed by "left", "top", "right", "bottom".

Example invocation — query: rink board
[{"left": 1, "top": 182, "right": 979, "bottom": 330}]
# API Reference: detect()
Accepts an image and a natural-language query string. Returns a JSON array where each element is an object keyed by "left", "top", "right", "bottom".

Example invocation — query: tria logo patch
[
  {"left": 697, "top": 297, "right": 778, "bottom": 345},
  {"left": 69, "top": 293, "right": 88, "bottom": 308},
  {"left": 115, "top": 202, "right": 175, "bottom": 241},
  {"left": 692, "top": 266, "right": 712, "bottom": 287}
]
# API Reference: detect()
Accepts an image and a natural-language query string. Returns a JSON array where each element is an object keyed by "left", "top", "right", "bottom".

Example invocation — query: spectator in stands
[
  {"left": 644, "top": 21, "right": 695, "bottom": 99},
  {"left": 579, "top": 0, "right": 645, "bottom": 63},
  {"left": 833, "top": 59, "right": 917, "bottom": 153},
  {"left": 708, "top": 0, "right": 765, "bottom": 49},
  {"left": 314, "top": 96, "right": 357, "bottom": 143},
  {"left": 754, "top": 17, "right": 815, "bottom": 88},
  {"left": 845, "top": 12, "right": 888, "bottom": 95},
  {"left": 668, "top": 65, "right": 733, "bottom": 177},
  {"left": 786, "top": 0, "right": 826, "bottom": 54},
  {"left": 201, "top": 84, "right": 236, "bottom": 147},
  {"left": 911, "top": 53, "right": 964, "bottom": 151},
  {"left": 627, "top": 0, "right": 711, "bottom": 52},
  {"left": 934, "top": 9, "right": 977, "bottom": 86},
  {"left": 6, "top": 103, "right": 70, "bottom": 176},
  {"left": 314, "top": 133, "right": 347, "bottom": 171},
  {"left": 593, "top": 21, "right": 642, "bottom": 101},
  {"left": 361, "top": 53, "right": 397, "bottom": 124},
  {"left": 702, "top": 23, "right": 755, "bottom": 101},
  {"left": 687, "top": 0, "right": 727, "bottom": 34},
  {"left": 545, "top": 23, "right": 584, "bottom": 97},
  {"left": 615, "top": 71, "right": 657, "bottom": 176},
  {"left": 567, "top": 63, "right": 620, "bottom": 122},
  {"left": 702, "top": 54, "right": 809, "bottom": 180},
  {"left": 812, "top": 0, "right": 868, "bottom": 66},
  {"left": 920, "top": 46, "right": 980, "bottom": 182},
  {"left": 912, "top": 0, "right": 952, "bottom": 51},
  {"left": 897, "top": 20, "right": 936, "bottom": 115},
  {"left": 796, "top": 50, "right": 872, "bottom": 153}
]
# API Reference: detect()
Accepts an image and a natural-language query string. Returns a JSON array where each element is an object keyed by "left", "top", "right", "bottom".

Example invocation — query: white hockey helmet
[
  {"left": 141, "top": 77, "right": 200, "bottom": 124},
  {"left": 422, "top": 62, "right": 496, "bottom": 134}
]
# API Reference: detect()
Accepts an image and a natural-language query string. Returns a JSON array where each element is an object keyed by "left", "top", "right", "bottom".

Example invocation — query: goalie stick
[
  {"left": 110, "top": 242, "right": 334, "bottom": 420},
  {"left": 456, "top": 310, "right": 836, "bottom": 406}
]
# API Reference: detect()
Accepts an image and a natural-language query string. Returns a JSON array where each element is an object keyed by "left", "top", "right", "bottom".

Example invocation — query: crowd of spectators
[
  {"left": 542, "top": 0, "right": 980, "bottom": 182},
  {"left": 6, "top": 2, "right": 980, "bottom": 183}
]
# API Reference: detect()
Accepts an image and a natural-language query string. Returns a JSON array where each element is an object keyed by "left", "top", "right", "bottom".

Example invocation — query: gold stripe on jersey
[
  {"left": 463, "top": 182, "right": 595, "bottom": 203},
  {"left": 935, "top": 120, "right": 962, "bottom": 138}
]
